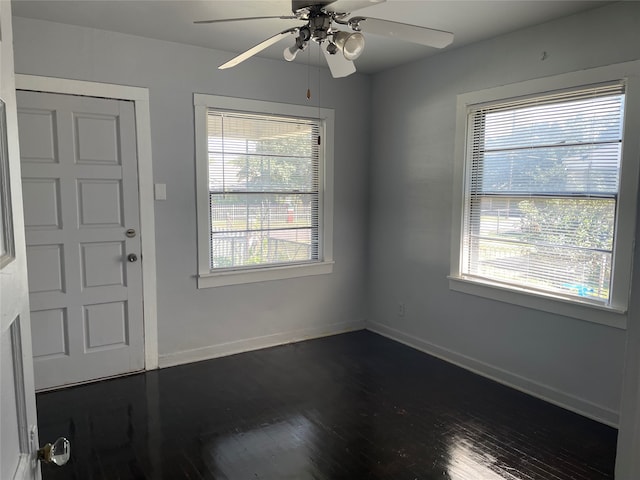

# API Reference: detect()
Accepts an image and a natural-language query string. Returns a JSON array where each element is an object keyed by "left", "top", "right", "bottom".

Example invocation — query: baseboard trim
[
  {"left": 366, "top": 321, "right": 619, "bottom": 427},
  {"left": 158, "top": 320, "right": 366, "bottom": 369}
]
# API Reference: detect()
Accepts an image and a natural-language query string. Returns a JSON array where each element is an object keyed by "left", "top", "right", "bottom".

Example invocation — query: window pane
[
  {"left": 211, "top": 228, "right": 315, "bottom": 269},
  {"left": 0, "top": 100, "right": 13, "bottom": 263},
  {"left": 467, "top": 236, "right": 611, "bottom": 300},
  {"left": 207, "top": 108, "right": 321, "bottom": 270},
  {"left": 479, "top": 143, "right": 621, "bottom": 194},
  {"left": 482, "top": 94, "right": 624, "bottom": 150},
  {"left": 208, "top": 114, "right": 317, "bottom": 157},
  {"left": 210, "top": 193, "right": 317, "bottom": 233},
  {"left": 469, "top": 196, "right": 615, "bottom": 249},
  {"left": 465, "top": 196, "right": 617, "bottom": 302},
  {"left": 208, "top": 153, "right": 318, "bottom": 193}
]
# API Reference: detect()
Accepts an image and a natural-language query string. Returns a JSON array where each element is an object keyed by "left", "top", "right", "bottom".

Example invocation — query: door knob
[
  {"left": 127, "top": 253, "right": 138, "bottom": 262},
  {"left": 38, "top": 437, "right": 70, "bottom": 466}
]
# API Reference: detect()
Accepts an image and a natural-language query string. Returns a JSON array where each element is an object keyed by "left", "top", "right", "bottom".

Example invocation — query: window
[
  {"left": 465, "top": 84, "right": 624, "bottom": 300},
  {"left": 194, "top": 95, "right": 334, "bottom": 288},
  {"left": 450, "top": 63, "right": 640, "bottom": 327}
]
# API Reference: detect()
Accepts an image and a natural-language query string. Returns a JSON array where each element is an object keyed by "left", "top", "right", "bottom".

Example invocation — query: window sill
[
  {"left": 198, "top": 261, "right": 334, "bottom": 289},
  {"left": 448, "top": 275, "right": 627, "bottom": 329}
]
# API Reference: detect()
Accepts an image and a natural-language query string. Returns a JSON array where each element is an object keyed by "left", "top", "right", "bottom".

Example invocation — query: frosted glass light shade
[
  {"left": 284, "top": 44, "right": 300, "bottom": 61},
  {"left": 333, "top": 31, "right": 365, "bottom": 61}
]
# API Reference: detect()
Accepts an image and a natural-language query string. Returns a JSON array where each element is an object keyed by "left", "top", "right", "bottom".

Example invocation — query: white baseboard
[
  {"left": 158, "top": 319, "right": 366, "bottom": 369},
  {"left": 367, "top": 321, "right": 619, "bottom": 427}
]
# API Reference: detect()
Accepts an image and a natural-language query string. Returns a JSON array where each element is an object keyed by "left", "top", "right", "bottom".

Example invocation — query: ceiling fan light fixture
[
  {"left": 284, "top": 44, "right": 301, "bottom": 61},
  {"left": 284, "top": 35, "right": 308, "bottom": 62},
  {"left": 333, "top": 31, "right": 365, "bottom": 61}
]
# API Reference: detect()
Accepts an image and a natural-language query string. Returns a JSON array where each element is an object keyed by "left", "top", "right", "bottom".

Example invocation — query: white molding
[
  {"left": 193, "top": 103, "right": 211, "bottom": 278},
  {"left": 616, "top": 310, "right": 640, "bottom": 477},
  {"left": 366, "top": 321, "right": 619, "bottom": 427},
  {"left": 15, "top": 74, "right": 159, "bottom": 371},
  {"left": 615, "top": 80, "right": 640, "bottom": 475},
  {"left": 134, "top": 98, "right": 159, "bottom": 370},
  {"left": 15, "top": 75, "right": 149, "bottom": 101},
  {"left": 197, "top": 261, "right": 334, "bottom": 288},
  {"left": 449, "top": 276, "right": 627, "bottom": 329},
  {"left": 158, "top": 320, "right": 365, "bottom": 368}
]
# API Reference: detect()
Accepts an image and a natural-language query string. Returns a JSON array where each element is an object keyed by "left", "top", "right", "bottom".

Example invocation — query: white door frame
[{"left": 16, "top": 74, "right": 158, "bottom": 371}]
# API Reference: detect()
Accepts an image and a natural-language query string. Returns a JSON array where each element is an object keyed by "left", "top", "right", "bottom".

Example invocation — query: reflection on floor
[{"left": 37, "top": 330, "right": 617, "bottom": 479}]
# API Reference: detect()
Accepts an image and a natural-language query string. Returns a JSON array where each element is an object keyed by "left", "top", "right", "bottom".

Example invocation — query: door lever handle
[{"left": 38, "top": 437, "right": 70, "bottom": 466}]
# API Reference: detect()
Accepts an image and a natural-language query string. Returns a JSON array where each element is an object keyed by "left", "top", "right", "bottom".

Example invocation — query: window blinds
[
  {"left": 462, "top": 82, "right": 625, "bottom": 303},
  {"left": 206, "top": 110, "right": 321, "bottom": 270}
]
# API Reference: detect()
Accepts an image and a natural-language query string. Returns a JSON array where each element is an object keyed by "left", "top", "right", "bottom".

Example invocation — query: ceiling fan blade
[
  {"left": 323, "top": 0, "right": 385, "bottom": 14},
  {"left": 351, "top": 17, "right": 453, "bottom": 48},
  {"left": 322, "top": 47, "right": 356, "bottom": 78},
  {"left": 219, "top": 28, "right": 299, "bottom": 70},
  {"left": 195, "top": 16, "right": 297, "bottom": 24},
  {"left": 292, "top": 0, "right": 336, "bottom": 13}
]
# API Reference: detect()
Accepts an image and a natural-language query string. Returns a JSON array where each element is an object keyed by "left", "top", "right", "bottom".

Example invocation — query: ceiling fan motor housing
[
  {"left": 308, "top": 13, "right": 332, "bottom": 41},
  {"left": 292, "top": 0, "right": 335, "bottom": 15}
]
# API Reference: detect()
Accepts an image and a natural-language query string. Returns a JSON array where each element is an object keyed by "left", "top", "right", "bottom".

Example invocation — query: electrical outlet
[{"left": 398, "top": 302, "right": 405, "bottom": 317}]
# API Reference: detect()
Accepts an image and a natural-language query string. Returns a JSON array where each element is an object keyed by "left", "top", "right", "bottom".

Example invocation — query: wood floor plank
[{"left": 37, "top": 331, "right": 617, "bottom": 479}]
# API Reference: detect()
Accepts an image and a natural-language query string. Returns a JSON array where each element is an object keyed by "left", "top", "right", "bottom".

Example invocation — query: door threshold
[{"left": 35, "top": 369, "right": 146, "bottom": 393}]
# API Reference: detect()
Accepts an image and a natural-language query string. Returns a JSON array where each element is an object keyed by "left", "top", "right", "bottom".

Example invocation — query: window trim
[
  {"left": 194, "top": 94, "right": 334, "bottom": 288},
  {"left": 449, "top": 61, "right": 640, "bottom": 329}
]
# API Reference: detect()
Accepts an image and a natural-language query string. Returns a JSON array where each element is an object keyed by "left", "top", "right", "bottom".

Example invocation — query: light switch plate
[{"left": 155, "top": 183, "right": 166, "bottom": 200}]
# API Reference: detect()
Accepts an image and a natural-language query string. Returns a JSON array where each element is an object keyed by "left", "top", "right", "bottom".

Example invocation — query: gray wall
[
  {"left": 367, "top": 1, "right": 640, "bottom": 426},
  {"left": 12, "top": 17, "right": 371, "bottom": 364}
]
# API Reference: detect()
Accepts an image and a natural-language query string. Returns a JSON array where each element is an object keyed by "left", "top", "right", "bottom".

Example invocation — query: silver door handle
[
  {"left": 127, "top": 253, "right": 138, "bottom": 262},
  {"left": 38, "top": 437, "right": 70, "bottom": 466}
]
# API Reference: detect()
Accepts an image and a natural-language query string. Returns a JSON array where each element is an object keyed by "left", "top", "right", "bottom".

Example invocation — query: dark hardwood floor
[{"left": 37, "top": 330, "right": 617, "bottom": 479}]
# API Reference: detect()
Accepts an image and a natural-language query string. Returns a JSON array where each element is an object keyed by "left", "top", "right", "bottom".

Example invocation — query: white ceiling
[{"left": 11, "top": 0, "right": 613, "bottom": 74}]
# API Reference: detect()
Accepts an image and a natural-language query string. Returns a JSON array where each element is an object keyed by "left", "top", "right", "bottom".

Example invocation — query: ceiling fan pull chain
[
  {"left": 317, "top": 43, "right": 321, "bottom": 117},
  {"left": 307, "top": 44, "right": 311, "bottom": 100}
]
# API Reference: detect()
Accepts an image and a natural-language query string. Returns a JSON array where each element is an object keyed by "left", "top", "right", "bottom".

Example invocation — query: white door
[
  {"left": 1, "top": 2, "right": 40, "bottom": 478},
  {"left": 17, "top": 90, "right": 145, "bottom": 391}
]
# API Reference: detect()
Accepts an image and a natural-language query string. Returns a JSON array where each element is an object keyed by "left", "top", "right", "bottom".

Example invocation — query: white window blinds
[
  {"left": 206, "top": 109, "right": 321, "bottom": 270},
  {"left": 462, "top": 82, "right": 625, "bottom": 303}
]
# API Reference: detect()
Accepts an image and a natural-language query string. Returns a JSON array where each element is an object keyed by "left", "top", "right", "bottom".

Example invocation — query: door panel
[
  {"left": 81, "top": 241, "right": 126, "bottom": 288},
  {"left": 30, "top": 308, "right": 68, "bottom": 359},
  {"left": 76, "top": 114, "right": 121, "bottom": 164},
  {"left": 17, "top": 90, "right": 144, "bottom": 391},
  {"left": 21, "top": 178, "right": 61, "bottom": 229},
  {"left": 78, "top": 179, "right": 124, "bottom": 226},
  {"left": 1, "top": 321, "right": 27, "bottom": 476},
  {"left": 15, "top": 108, "right": 56, "bottom": 163},
  {"left": 1, "top": 3, "right": 41, "bottom": 478},
  {"left": 83, "top": 301, "right": 129, "bottom": 350},
  {"left": 26, "top": 244, "right": 64, "bottom": 293}
]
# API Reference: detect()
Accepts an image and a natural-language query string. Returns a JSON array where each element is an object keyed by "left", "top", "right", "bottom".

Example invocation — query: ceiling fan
[{"left": 195, "top": 0, "right": 454, "bottom": 78}]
